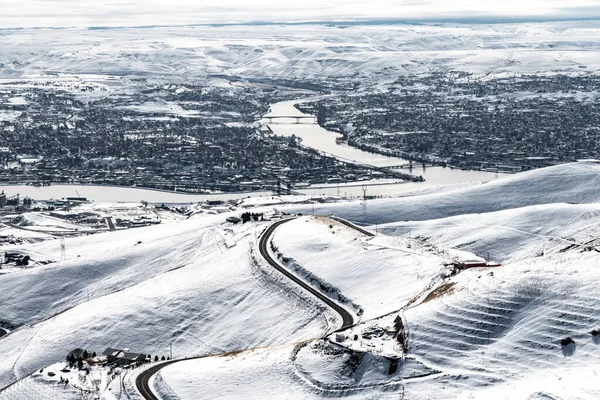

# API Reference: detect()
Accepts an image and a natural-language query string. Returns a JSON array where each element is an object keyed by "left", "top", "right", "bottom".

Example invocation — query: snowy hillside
[
  {"left": 3, "top": 162, "right": 600, "bottom": 399},
  {"left": 0, "top": 214, "right": 331, "bottom": 390},
  {"left": 155, "top": 238, "right": 600, "bottom": 399},
  {"left": 286, "top": 161, "right": 600, "bottom": 225},
  {"left": 379, "top": 202, "right": 600, "bottom": 264},
  {"left": 401, "top": 250, "right": 600, "bottom": 399},
  {"left": 2, "top": 22, "right": 600, "bottom": 79},
  {"left": 271, "top": 216, "right": 453, "bottom": 320},
  {"left": 152, "top": 162, "right": 600, "bottom": 399}
]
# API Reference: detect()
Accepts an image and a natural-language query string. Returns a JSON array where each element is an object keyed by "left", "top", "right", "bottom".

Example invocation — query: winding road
[
  {"left": 136, "top": 216, "right": 357, "bottom": 399},
  {"left": 135, "top": 360, "right": 178, "bottom": 400},
  {"left": 330, "top": 216, "right": 375, "bottom": 238},
  {"left": 259, "top": 218, "right": 355, "bottom": 329}
]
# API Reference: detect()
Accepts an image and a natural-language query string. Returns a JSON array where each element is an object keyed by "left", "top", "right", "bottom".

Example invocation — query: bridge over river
[{"left": 260, "top": 115, "right": 317, "bottom": 124}]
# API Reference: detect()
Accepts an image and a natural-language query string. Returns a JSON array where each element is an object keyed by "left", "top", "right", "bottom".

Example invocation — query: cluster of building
[
  {"left": 0, "top": 80, "right": 406, "bottom": 192},
  {"left": 302, "top": 73, "right": 600, "bottom": 172}
]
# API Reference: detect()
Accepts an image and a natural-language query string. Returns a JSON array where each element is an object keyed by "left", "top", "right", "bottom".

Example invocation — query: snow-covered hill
[
  {"left": 2, "top": 22, "right": 600, "bottom": 79},
  {"left": 271, "top": 216, "right": 453, "bottom": 320},
  {"left": 379, "top": 202, "right": 600, "bottom": 263},
  {"left": 154, "top": 162, "right": 600, "bottom": 399},
  {"left": 402, "top": 249, "right": 600, "bottom": 399},
  {"left": 287, "top": 161, "right": 600, "bottom": 225},
  {"left": 155, "top": 248, "right": 600, "bottom": 399},
  {"left": 0, "top": 214, "right": 330, "bottom": 390},
  {"left": 3, "top": 162, "right": 600, "bottom": 399}
]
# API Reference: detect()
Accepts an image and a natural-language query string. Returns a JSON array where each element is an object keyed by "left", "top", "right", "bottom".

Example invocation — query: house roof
[
  {"left": 122, "top": 352, "right": 145, "bottom": 361},
  {"left": 102, "top": 348, "right": 124, "bottom": 357}
]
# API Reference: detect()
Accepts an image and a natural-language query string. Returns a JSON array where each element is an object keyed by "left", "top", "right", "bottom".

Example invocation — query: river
[
  {"left": 0, "top": 98, "right": 503, "bottom": 203},
  {"left": 262, "top": 98, "right": 502, "bottom": 195}
]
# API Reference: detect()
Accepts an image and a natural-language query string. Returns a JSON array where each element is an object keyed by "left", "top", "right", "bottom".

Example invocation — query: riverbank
[
  {"left": 262, "top": 97, "right": 502, "bottom": 191},
  {"left": 0, "top": 184, "right": 273, "bottom": 204}
]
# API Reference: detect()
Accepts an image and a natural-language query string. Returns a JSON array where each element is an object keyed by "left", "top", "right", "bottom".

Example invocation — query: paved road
[
  {"left": 135, "top": 361, "right": 178, "bottom": 400},
  {"left": 136, "top": 216, "right": 356, "bottom": 399},
  {"left": 330, "top": 216, "right": 375, "bottom": 237},
  {"left": 259, "top": 217, "right": 355, "bottom": 329}
]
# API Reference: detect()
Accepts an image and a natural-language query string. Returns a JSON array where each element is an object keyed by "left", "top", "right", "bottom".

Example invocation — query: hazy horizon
[{"left": 2, "top": 0, "right": 600, "bottom": 29}]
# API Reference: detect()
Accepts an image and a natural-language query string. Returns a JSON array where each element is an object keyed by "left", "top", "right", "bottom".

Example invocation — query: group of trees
[
  {"left": 66, "top": 350, "right": 96, "bottom": 370},
  {"left": 241, "top": 212, "right": 264, "bottom": 223}
]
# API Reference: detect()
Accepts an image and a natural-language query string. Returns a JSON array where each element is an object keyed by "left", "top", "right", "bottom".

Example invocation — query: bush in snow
[{"left": 560, "top": 337, "right": 574, "bottom": 346}]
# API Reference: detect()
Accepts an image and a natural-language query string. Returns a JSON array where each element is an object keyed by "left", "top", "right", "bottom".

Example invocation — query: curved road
[
  {"left": 136, "top": 360, "right": 178, "bottom": 400},
  {"left": 259, "top": 218, "right": 355, "bottom": 329},
  {"left": 330, "top": 216, "right": 375, "bottom": 238},
  {"left": 136, "top": 217, "right": 355, "bottom": 399}
]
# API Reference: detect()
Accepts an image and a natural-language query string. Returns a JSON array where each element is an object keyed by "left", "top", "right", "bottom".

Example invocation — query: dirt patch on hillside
[{"left": 422, "top": 282, "right": 457, "bottom": 304}]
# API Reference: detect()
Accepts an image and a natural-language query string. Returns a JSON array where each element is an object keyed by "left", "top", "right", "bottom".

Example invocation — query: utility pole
[
  {"left": 170, "top": 343, "right": 173, "bottom": 360},
  {"left": 362, "top": 185, "right": 368, "bottom": 201},
  {"left": 60, "top": 238, "right": 66, "bottom": 261}
]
